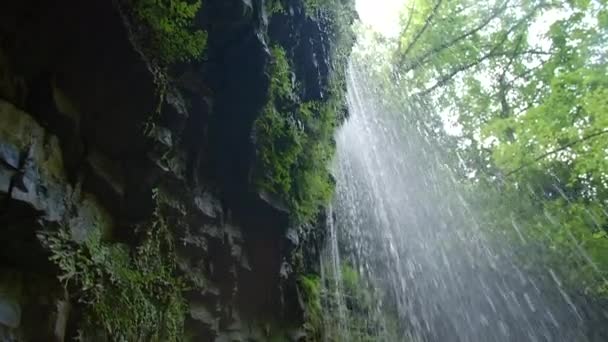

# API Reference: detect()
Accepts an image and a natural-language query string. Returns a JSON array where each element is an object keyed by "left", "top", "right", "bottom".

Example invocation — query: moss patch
[
  {"left": 298, "top": 274, "right": 323, "bottom": 340},
  {"left": 254, "top": 46, "right": 337, "bottom": 222},
  {"left": 254, "top": 0, "right": 356, "bottom": 222}
]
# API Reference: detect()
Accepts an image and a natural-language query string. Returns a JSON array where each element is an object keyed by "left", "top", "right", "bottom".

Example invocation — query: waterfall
[{"left": 319, "top": 61, "right": 606, "bottom": 341}]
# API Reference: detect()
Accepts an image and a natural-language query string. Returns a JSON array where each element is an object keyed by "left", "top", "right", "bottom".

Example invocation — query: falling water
[{"left": 319, "top": 60, "right": 608, "bottom": 341}]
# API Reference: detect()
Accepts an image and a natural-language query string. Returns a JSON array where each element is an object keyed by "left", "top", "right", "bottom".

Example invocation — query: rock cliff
[{"left": 0, "top": 0, "right": 355, "bottom": 340}]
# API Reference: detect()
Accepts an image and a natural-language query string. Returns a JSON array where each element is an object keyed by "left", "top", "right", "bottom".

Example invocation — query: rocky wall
[{"left": 0, "top": 0, "right": 343, "bottom": 340}]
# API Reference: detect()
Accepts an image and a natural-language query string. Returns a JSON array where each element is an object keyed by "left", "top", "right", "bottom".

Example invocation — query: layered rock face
[{"left": 0, "top": 0, "right": 346, "bottom": 340}]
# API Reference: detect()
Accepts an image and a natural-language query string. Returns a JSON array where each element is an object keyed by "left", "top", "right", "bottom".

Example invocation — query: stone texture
[
  {"left": 0, "top": 0, "right": 343, "bottom": 339},
  {"left": 0, "top": 99, "right": 67, "bottom": 221}
]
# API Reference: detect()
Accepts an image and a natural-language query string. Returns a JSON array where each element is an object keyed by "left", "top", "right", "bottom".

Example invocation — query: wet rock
[
  {"left": 0, "top": 0, "right": 344, "bottom": 338},
  {"left": 53, "top": 296, "right": 70, "bottom": 342},
  {"left": 205, "top": 0, "right": 271, "bottom": 212},
  {"left": 67, "top": 194, "right": 113, "bottom": 244},
  {"left": 149, "top": 125, "right": 174, "bottom": 149},
  {"left": 0, "top": 100, "right": 115, "bottom": 245},
  {"left": 200, "top": 223, "right": 222, "bottom": 240},
  {"left": 285, "top": 226, "right": 300, "bottom": 247},
  {"left": 258, "top": 189, "right": 290, "bottom": 214},
  {"left": 86, "top": 149, "right": 125, "bottom": 200},
  {"left": 0, "top": 270, "right": 67, "bottom": 341},
  {"left": 51, "top": 80, "right": 81, "bottom": 121},
  {"left": 280, "top": 260, "right": 292, "bottom": 280},
  {"left": 0, "top": 284, "right": 21, "bottom": 329},
  {"left": 289, "top": 328, "right": 307, "bottom": 341},
  {"left": 0, "top": 163, "right": 16, "bottom": 196},
  {"left": 239, "top": 252, "right": 252, "bottom": 271},
  {"left": 268, "top": 3, "right": 332, "bottom": 101},
  {"left": 181, "top": 228, "right": 211, "bottom": 251},
  {"left": 0, "top": 99, "right": 67, "bottom": 221},
  {"left": 0, "top": 48, "right": 26, "bottom": 107},
  {"left": 189, "top": 300, "right": 220, "bottom": 334},
  {"left": 176, "top": 247, "right": 213, "bottom": 292},
  {"left": 194, "top": 191, "right": 222, "bottom": 219},
  {"left": 0, "top": 143, "right": 20, "bottom": 170},
  {"left": 164, "top": 85, "right": 190, "bottom": 122}
]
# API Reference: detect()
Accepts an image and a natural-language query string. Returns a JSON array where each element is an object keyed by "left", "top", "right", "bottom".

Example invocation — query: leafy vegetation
[
  {"left": 321, "top": 264, "right": 402, "bottom": 341},
  {"left": 39, "top": 192, "right": 187, "bottom": 341},
  {"left": 130, "top": 0, "right": 207, "bottom": 64},
  {"left": 254, "top": 46, "right": 337, "bottom": 222},
  {"left": 298, "top": 274, "right": 324, "bottom": 340},
  {"left": 256, "top": 0, "right": 357, "bottom": 224},
  {"left": 357, "top": 0, "right": 608, "bottom": 301}
]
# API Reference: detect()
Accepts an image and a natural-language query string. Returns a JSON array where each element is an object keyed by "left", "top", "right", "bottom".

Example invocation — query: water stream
[{"left": 319, "top": 61, "right": 607, "bottom": 341}]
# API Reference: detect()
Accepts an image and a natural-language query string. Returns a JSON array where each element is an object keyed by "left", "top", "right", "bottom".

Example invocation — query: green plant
[
  {"left": 254, "top": 46, "right": 338, "bottom": 222},
  {"left": 254, "top": 0, "right": 357, "bottom": 222},
  {"left": 131, "top": 0, "right": 207, "bottom": 64},
  {"left": 341, "top": 264, "right": 359, "bottom": 293},
  {"left": 298, "top": 274, "right": 323, "bottom": 340},
  {"left": 39, "top": 203, "right": 187, "bottom": 341},
  {"left": 327, "top": 264, "right": 403, "bottom": 341}
]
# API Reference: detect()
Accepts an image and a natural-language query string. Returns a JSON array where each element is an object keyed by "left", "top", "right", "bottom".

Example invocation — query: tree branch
[
  {"left": 396, "top": 2, "right": 416, "bottom": 59},
  {"left": 400, "top": 2, "right": 416, "bottom": 42},
  {"left": 399, "top": 0, "right": 444, "bottom": 62},
  {"left": 497, "top": 33, "right": 525, "bottom": 127},
  {"left": 505, "top": 129, "right": 608, "bottom": 177},
  {"left": 416, "top": 6, "right": 544, "bottom": 97},
  {"left": 401, "top": 0, "right": 511, "bottom": 72},
  {"left": 417, "top": 50, "right": 509, "bottom": 96}
]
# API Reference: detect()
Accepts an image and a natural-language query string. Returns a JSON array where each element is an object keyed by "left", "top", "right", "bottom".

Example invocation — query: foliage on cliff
[
  {"left": 39, "top": 193, "right": 187, "bottom": 341},
  {"left": 130, "top": 0, "right": 207, "bottom": 63},
  {"left": 321, "top": 264, "right": 401, "bottom": 341},
  {"left": 254, "top": 46, "right": 337, "bottom": 222},
  {"left": 255, "top": 0, "right": 356, "bottom": 222},
  {"left": 298, "top": 274, "right": 323, "bottom": 340}
]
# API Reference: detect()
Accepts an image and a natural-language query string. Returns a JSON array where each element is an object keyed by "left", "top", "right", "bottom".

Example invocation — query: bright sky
[{"left": 356, "top": 0, "right": 406, "bottom": 37}]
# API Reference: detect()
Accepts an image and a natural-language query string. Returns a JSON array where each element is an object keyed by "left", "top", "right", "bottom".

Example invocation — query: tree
[{"left": 357, "top": 0, "right": 608, "bottom": 299}]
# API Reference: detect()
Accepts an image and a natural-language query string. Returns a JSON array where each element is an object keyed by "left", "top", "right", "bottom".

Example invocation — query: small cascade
[{"left": 320, "top": 204, "right": 348, "bottom": 341}]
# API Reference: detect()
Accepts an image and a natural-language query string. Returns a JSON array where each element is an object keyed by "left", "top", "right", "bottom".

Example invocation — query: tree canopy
[{"left": 358, "top": 0, "right": 608, "bottom": 299}]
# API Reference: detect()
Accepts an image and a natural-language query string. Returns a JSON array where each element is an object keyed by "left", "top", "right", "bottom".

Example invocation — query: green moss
[
  {"left": 322, "top": 263, "right": 403, "bottom": 341},
  {"left": 298, "top": 274, "right": 323, "bottom": 340},
  {"left": 254, "top": 46, "right": 338, "bottom": 222},
  {"left": 255, "top": 0, "right": 356, "bottom": 222},
  {"left": 39, "top": 197, "right": 187, "bottom": 341},
  {"left": 341, "top": 264, "right": 359, "bottom": 292},
  {"left": 130, "top": 0, "right": 207, "bottom": 64}
]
